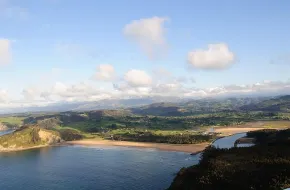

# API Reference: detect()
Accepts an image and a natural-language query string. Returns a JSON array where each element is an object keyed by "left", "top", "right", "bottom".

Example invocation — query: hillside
[
  {"left": 241, "top": 95, "right": 290, "bottom": 112},
  {"left": 131, "top": 97, "right": 268, "bottom": 116},
  {"left": 168, "top": 129, "right": 290, "bottom": 190},
  {"left": 0, "top": 126, "right": 62, "bottom": 152},
  {"left": 0, "top": 123, "right": 8, "bottom": 131},
  {"left": 131, "top": 102, "right": 181, "bottom": 116}
]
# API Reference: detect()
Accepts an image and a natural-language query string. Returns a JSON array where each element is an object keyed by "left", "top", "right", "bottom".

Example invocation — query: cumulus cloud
[
  {"left": 0, "top": 89, "right": 8, "bottom": 102},
  {"left": 93, "top": 64, "right": 115, "bottom": 81},
  {"left": 22, "top": 87, "right": 39, "bottom": 100},
  {"left": 0, "top": 79, "right": 289, "bottom": 110},
  {"left": 46, "top": 82, "right": 112, "bottom": 102},
  {"left": 123, "top": 17, "right": 169, "bottom": 59},
  {"left": 151, "top": 82, "right": 183, "bottom": 95},
  {"left": 124, "top": 69, "right": 152, "bottom": 87},
  {"left": 0, "top": 39, "right": 11, "bottom": 65},
  {"left": 187, "top": 43, "right": 235, "bottom": 70}
]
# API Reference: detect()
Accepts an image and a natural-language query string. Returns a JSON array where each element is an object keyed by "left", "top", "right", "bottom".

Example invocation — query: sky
[{"left": 0, "top": 0, "right": 290, "bottom": 108}]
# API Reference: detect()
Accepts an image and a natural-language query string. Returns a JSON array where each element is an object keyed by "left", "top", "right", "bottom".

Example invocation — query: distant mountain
[
  {"left": 0, "top": 97, "right": 184, "bottom": 115},
  {"left": 240, "top": 95, "right": 290, "bottom": 112},
  {"left": 131, "top": 102, "right": 181, "bottom": 116},
  {"left": 72, "top": 98, "right": 157, "bottom": 111},
  {"left": 1, "top": 95, "right": 288, "bottom": 116},
  {"left": 131, "top": 97, "right": 270, "bottom": 116}
]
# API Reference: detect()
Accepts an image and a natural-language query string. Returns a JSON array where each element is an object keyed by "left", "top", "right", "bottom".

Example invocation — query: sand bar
[{"left": 65, "top": 139, "right": 209, "bottom": 153}]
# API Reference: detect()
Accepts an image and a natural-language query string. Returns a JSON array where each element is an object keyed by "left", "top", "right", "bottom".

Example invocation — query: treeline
[
  {"left": 168, "top": 129, "right": 290, "bottom": 190},
  {"left": 247, "top": 128, "right": 290, "bottom": 145},
  {"left": 58, "top": 129, "right": 83, "bottom": 141},
  {"left": 22, "top": 110, "right": 290, "bottom": 133},
  {"left": 108, "top": 131, "right": 215, "bottom": 144}
]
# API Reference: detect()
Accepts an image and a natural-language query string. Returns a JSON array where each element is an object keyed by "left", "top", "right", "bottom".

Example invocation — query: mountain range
[{"left": 1, "top": 95, "right": 290, "bottom": 116}]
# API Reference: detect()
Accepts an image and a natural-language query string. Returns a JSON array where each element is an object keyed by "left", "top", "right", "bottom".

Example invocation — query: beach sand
[
  {"left": 65, "top": 139, "right": 209, "bottom": 153},
  {"left": 213, "top": 127, "right": 266, "bottom": 135},
  {"left": 66, "top": 124, "right": 289, "bottom": 153},
  {"left": 212, "top": 121, "right": 290, "bottom": 135}
]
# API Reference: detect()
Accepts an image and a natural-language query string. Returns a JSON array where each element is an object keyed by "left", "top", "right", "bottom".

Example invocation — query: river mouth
[{"left": 212, "top": 132, "right": 254, "bottom": 149}]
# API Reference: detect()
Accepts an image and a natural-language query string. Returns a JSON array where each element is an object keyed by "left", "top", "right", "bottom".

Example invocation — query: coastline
[
  {"left": 2, "top": 126, "right": 287, "bottom": 154},
  {"left": 65, "top": 139, "right": 210, "bottom": 153},
  {"left": 0, "top": 144, "right": 49, "bottom": 153}
]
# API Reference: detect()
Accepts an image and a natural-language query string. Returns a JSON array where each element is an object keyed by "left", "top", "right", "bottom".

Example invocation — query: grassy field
[{"left": 0, "top": 117, "right": 25, "bottom": 126}]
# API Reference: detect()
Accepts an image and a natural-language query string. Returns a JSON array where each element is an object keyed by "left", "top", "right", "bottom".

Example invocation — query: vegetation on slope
[
  {"left": 2, "top": 95, "right": 290, "bottom": 146},
  {"left": 0, "top": 125, "right": 62, "bottom": 151},
  {"left": 0, "top": 116, "right": 24, "bottom": 128},
  {"left": 103, "top": 129, "right": 216, "bottom": 144},
  {"left": 168, "top": 129, "right": 290, "bottom": 190},
  {"left": 241, "top": 95, "right": 290, "bottom": 112},
  {"left": 57, "top": 128, "right": 84, "bottom": 141}
]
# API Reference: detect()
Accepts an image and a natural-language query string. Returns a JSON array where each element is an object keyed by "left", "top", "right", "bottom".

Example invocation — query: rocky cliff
[
  {"left": 0, "top": 123, "right": 8, "bottom": 131},
  {"left": 0, "top": 125, "right": 63, "bottom": 152}
]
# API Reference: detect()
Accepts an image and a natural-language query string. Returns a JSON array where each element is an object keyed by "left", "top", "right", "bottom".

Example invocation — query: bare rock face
[
  {"left": 0, "top": 123, "right": 8, "bottom": 131},
  {"left": 38, "top": 130, "right": 63, "bottom": 145}
]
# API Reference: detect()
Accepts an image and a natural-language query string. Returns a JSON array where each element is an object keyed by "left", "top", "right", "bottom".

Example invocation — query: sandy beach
[
  {"left": 212, "top": 121, "right": 290, "bottom": 135},
  {"left": 66, "top": 124, "right": 290, "bottom": 153},
  {"left": 213, "top": 127, "right": 266, "bottom": 135},
  {"left": 65, "top": 139, "right": 209, "bottom": 153}
]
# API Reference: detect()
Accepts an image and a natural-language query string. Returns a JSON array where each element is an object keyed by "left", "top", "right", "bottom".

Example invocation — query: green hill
[
  {"left": 0, "top": 126, "right": 62, "bottom": 152},
  {"left": 168, "top": 128, "right": 290, "bottom": 190},
  {"left": 130, "top": 97, "right": 267, "bottom": 116},
  {"left": 241, "top": 95, "right": 290, "bottom": 112}
]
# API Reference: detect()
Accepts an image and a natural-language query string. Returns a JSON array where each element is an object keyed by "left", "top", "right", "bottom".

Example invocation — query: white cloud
[
  {"left": 0, "top": 39, "right": 11, "bottom": 65},
  {"left": 152, "top": 82, "right": 182, "bottom": 94},
  {"left": 93, "top": 64, "right": 115, "bottom": 81},
  {"left": 0, "top": 89, "right": 8, "bottom": 102},
  {"left": 52, "top": 82, "right": 67, "bottom": 94},
  {"left": 123, "top": 17, "right": 169, "bottom": 59},
  {"left": 22, "top": 87, "right": 39, "bottom": 100},
  {"left": 47, "top": 82, "right": 112, "bottom": 102},
  {"left": 187, "top": 43, "right": 235, "bottom": 70},
  {"left": 124, "top": 69, "right": 152, "bottom": 87}
]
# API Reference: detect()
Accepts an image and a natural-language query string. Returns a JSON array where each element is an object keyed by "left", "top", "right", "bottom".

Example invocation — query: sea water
[
  {"left": 0, "top": 145, "right": 200, "bottom": 190},
  {"left": 0, "top": 132, "right": 248, "bottom": 190}
]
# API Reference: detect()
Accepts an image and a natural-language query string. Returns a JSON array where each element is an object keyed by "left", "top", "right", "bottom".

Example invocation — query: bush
[{"left": 59, "top": 129, "right": 83, "bottom": 141}]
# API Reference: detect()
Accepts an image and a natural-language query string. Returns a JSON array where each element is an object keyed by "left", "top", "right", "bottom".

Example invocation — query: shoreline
[
  {"left": 0, "top": 144, "right": 49, "bottom": 153},
  {"left": 2, "top": 126, "right": 287, "bottom": 154},
  {"left": 65, "top": 139, "right": 210, "bottom": 153}
]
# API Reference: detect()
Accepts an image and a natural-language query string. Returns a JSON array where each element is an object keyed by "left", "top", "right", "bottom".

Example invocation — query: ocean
[
  {"left": 0, "top": 131, "right": 247, "bottom": 190},
  {"left": 0, "top": 145, "right": 200, "bottom": 190}
]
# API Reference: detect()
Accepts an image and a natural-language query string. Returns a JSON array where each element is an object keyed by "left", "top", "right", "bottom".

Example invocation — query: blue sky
[{"left": 0, "top": 0, "right": 290, "bottom": 107}]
